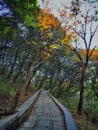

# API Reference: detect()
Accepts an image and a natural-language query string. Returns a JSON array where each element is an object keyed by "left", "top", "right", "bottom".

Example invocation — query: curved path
[{"left": 18, "top": 91, "right": 65, "bottom": 130}]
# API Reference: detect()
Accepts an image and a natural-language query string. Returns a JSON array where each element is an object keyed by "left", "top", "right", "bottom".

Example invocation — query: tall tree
[
  {"left": 50, "top": 0, "right": 98, "bottom": 114},
  {"left": 70, "top": 1, "right": 98, "bottom": 114}
]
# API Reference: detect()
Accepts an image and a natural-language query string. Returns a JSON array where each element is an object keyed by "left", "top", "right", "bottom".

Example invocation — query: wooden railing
[
  {"left": 0, "top": 89, "right": 41, "bottom": 130},
  {"left": 48, "top": 92, "right": 77, "bottom": 130}
]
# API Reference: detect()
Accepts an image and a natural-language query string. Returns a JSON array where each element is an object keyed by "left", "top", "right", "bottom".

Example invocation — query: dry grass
[{"left": 69, "top": 108, "right": 98, "bottom": 130}]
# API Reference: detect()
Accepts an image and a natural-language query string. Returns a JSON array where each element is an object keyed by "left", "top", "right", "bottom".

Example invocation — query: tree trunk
[
  {"left": 57, "top": 81, "right": 63, "bottom": 97},
  {"left": 77, "top": 64, "right": 87, "bottom": 115},
  {"left": 7, "top": 54, "right": 18, "bottom": 79},
  {"left": 12, "top": 61, "right": 43, "bottom": 110},
  {"left": 49, "top": 77, "right": 52, "bottom": 93},
  {"left": 21, "top": 62, "right": 33, "bottom": 95},
  {"left": 11, "top": 61, "right": 33, "bottom": 111},
  {"left": 13, "top": 53, "right": 29, "bottom": 82},
  {"left": 37, "top": 76, "right": 45, "bottom": 89}
]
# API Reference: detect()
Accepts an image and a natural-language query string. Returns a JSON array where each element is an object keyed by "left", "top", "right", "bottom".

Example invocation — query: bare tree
[{"left": 72, "top": 9, "right": 98, "bottom": 114}]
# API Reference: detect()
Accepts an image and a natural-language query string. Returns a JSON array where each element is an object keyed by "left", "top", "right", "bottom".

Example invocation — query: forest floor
[
  {"left": 0, "top": 85, "right": 37, "bottom": 118},
  {"left": 58, "top": 98, "right": 98, "bottom": 130},
  {"left": 17, "top": 86, "right": 37, "bottom": 107},
  {"left": 69, "top": 108, "right": 98, "bottom": 130}
]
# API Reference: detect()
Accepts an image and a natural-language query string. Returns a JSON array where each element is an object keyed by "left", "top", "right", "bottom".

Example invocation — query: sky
[{"left": 38, "top": 0, "right": 98, "bottom": 49}]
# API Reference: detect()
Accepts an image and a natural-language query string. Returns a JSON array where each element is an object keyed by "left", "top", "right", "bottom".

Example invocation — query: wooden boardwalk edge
[{"left": 48, "top": 92, "right": 78, "bottom": 130}]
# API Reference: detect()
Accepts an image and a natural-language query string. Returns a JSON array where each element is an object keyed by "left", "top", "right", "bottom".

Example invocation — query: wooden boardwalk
[
  {"left": 0, "top": 90, "right": 77, "bottom": 130},
  {"left": 18, "top": 91, "right": 65, "bottom": 130}
]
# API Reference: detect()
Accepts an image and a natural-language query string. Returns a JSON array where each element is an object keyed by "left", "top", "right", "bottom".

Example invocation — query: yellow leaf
[
  {"left": 47, "top": 32, "right": 51, "bottom": 37},
  {"left": 47, "top": 52, "right": 51, "bottom": 58},
  {"left": 55, "top": 45, "right": 60, "bottom": 49},
  {"left": 61, "top": 39, "right": 65, "bottom": 44},
  {"left": 32, "top": 41, "right": 37, "bottom": 45},
  {"left": 50, "top": 45, "right": 55, "bottom": 49}
]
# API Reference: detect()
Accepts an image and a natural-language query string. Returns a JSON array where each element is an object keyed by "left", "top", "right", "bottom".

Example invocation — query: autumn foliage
[
  {"left": 36, "top": 9, "right": 61, "bottom": 60},
  {"left": 91, "top": 50, "right": 98, "bottom": 61},
  {"left": 76, "top": 49, "right": 98, "bottom": 62},
  {"left": 37, "top": 9, "right": 60, "bottom": 30}
]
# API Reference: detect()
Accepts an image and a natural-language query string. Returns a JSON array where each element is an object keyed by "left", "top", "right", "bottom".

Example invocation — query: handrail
[
  {"left": 0, "top": 89, "right": 41, "bottom": 130},
  {"left": 48, "top": 92, "right": 77, "bottom": 130}
]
